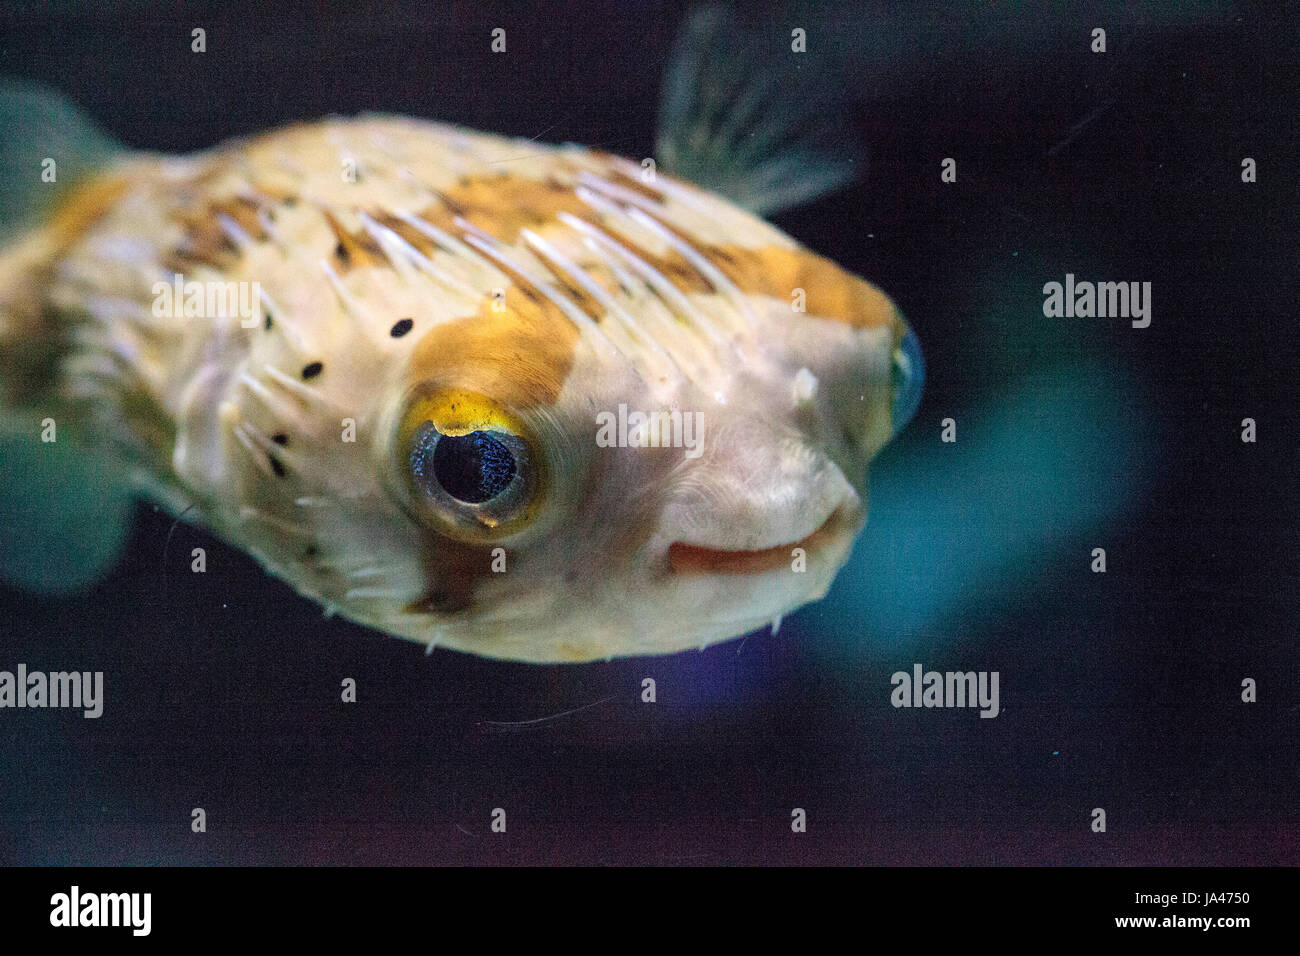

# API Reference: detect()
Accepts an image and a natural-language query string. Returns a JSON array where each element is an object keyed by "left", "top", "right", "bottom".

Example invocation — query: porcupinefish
[{"left": 0, "top": 10, "right": 922, "bottom": 661}]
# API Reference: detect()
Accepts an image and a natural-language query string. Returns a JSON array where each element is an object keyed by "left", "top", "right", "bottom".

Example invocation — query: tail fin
[
  {"left": 0, "top": 80, "right": 123, "bottom": 417},
  {"left": 0, "top": 80, "right": 122, "bottom": 238},
  {"left": 0, "top": 82, "right": 135, "bottom": 594}
]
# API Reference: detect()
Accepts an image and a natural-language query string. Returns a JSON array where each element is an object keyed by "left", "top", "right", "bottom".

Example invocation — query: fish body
[{"left": 0, "top": 13, "right": 922, "bottom": 661}]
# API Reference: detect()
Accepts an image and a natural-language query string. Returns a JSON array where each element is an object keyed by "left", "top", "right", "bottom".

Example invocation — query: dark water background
[{"left": 0, "top": 0, "right": 1295, "bottom": 864}]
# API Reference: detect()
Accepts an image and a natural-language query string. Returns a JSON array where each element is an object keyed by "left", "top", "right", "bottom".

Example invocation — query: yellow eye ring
[
  {"left": 394, "top": 388, "right": 545, "bottom": 542},
  {"left": 398, "top": 389, "right": 529, "bottom": 442}
]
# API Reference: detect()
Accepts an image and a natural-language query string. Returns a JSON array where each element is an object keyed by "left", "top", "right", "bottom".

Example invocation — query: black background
[{"left": 0, "top": 0, "right": 1295, "bottom": 865}]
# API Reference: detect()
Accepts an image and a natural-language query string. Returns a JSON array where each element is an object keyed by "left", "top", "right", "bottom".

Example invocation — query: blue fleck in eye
[
  {"left": 891, "top": 327, "right": 925, "bottom": 434},
  {"left": 423, "top": 429, "right": 517, "bottom": 503},
  {"left": 408, "top": 420, "right": 533, "bottom": 517}
]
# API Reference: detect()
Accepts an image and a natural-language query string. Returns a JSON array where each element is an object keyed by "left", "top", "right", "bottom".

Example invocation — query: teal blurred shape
[
  {"left": 818, "top": 360, "right": 1154, "bottom": 650},
  {"left": 0, "top": 431, "right": 133, "bottom": 594}
]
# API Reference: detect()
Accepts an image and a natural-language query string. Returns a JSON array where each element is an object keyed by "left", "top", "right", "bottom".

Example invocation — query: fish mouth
[{"left": 667, "top": 502, "right": 860, "bottom": 575}]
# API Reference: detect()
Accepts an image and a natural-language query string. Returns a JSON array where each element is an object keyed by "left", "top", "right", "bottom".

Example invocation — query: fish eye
[
  {"left": 890, "top": 326, "right": 924, "bottom": 435},
  {"left": 414, "top": 425, "right": 519, "bottom": 504},
  {"left": 394, "top": 389, "right": 543, "bottom": 541}
]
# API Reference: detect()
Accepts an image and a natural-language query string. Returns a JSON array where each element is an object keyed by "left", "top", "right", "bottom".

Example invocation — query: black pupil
[{"left": 420, "top": 428, "right": 517, "bottom": 503}]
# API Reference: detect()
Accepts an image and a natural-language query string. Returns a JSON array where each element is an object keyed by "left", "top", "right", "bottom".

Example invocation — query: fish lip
[{"left": 667, "top": 498, "right": 862, "bottom": 575}]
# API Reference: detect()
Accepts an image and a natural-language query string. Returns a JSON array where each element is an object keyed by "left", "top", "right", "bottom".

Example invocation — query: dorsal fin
[{"left": 655, "top": 5, "right": 864, "bottom": 217}]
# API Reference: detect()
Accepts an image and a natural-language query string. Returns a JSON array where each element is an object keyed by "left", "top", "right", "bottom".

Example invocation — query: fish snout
[{"left": 659, "top": 422, "right": 861, "bottom": 574}]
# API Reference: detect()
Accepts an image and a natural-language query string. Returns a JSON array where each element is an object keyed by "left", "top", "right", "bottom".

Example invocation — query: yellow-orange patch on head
[
  {"left": 407, "top": 286, "right": 580, "bottom": 411},
  {"left": 707, "top": 245, "right": 899, "bottom": 330},
  {"left": 597, "top": 162, "right": 895, "bottom": 328}
]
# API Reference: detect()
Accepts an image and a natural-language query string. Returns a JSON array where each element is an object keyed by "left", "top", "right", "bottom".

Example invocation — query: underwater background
[{"left": 0, "top": 0, "right": 1295, "bottom": 864}]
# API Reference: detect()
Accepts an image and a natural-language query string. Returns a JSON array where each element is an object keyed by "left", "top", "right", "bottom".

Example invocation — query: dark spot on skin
[
  {"left": 264, "top": 312, "right": 273, "bottom": 331},
  {"left": 268, "top": 454, "right": 287, "bottom": 478},
  {"left": 335, "top": 241, "right": 350, "bottom": 264},
  {"left": 390, "top": 317, "right": 414, "bottom": 338},
  {"left": 304, "top": 543, "right": 319, "bottom": 558},
  {"left": 272, "top": 433, "right": 288, "bottom": 446},
  {"left": 302, "top": 361, "right": 323, "bottom": 379},
  {"left": 283, "top": 196, "right": 298, "bottom": 207},
  {"left": 457, "top": 176, "right": 470, "bottom": 187}
]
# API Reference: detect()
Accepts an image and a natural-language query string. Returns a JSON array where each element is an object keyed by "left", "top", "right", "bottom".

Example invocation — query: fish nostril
[{"left": 891, "top": 327, "right": 924, "bottom": 435}]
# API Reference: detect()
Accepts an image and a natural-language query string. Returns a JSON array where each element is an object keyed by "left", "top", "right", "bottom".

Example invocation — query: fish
[{"left": 0, "top": 7, "right": 922, "bottom": 662}]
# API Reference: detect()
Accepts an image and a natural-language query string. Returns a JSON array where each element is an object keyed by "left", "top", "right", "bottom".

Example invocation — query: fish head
[{"left": 374, "top": 247, "right": 921, "bottom": 662}]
